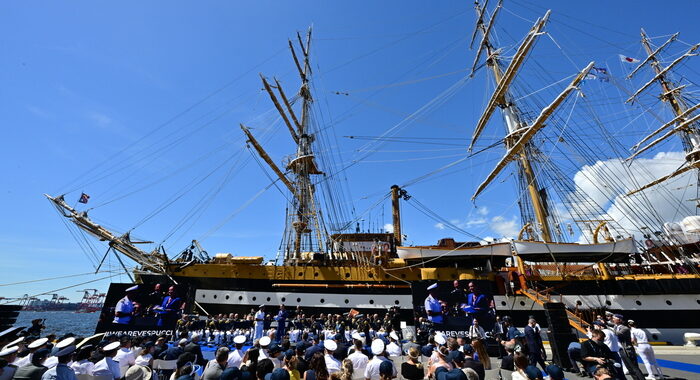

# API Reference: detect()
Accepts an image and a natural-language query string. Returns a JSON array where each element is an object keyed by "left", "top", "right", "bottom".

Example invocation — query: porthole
[
  {"left": 225, "top": 295, "right": 230, "bottom": 300},
  {"left": 314, "top": 272, "right": 319, "bottom": 277},
  {"left": 298, "top": 272, "right": 303, "bottom": 277},
  {"left": 252, "top": 296, "right": 257, "bottom": 301},
  {"left": 635, "top": 300, "right": 642, "bottom": 306},
  {"left": 297, "top": 298, "right": 301, "bottom": 303},
  {"left": 238, "top": 296, "right": 243, "bottom": 301},
  {"left": 519, "top": 301, "right": 526, "bottom": 306},
  {"left": 605, "top": 300, "right": 612, "bottom": 306},
  {"left": 651, "top": 334, "right": 659, "bottom": 340},
  {"left": 281, "top": 297, "right": 286, "bottom": 302},
  {"left": 394, "top": 300, "right": 400, "bottom": 305},
  {"left": 368, "top": 273, "right": 373, "bottom": 278},
  {"left": 369, "top": 300, "right": 375, "bottom": 304},
  {"left": 665, "top": 300, "right": 672, "bottom": 305},
  {"left": 344, "top": 299, "right": 349, "bottom": 304},
  {"left": 500, "top": 301, "right": 506, "bottom": 306},
  {"left": 266, "top": 297, "right": 271, "bottom": 302},
  {"left": 696, "top": 299, "right": 700, "bottom": 305},
  {"left": 213, "top": 294, "right": 217, "bottom": 299},
  {"left": 202, "top": 294, "right": 206, "bottom": 298},
  {"left": 320, "top": 299, "right": 325, "bottom": 304},
  {"left": 576, "top": 300, "right": 582, "bottom": 306},
  {"left": 345, "top": 273, "right": 350, "bottom": 278}
]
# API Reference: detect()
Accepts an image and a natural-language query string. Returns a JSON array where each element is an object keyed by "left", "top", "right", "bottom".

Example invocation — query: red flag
[
  {"left": 619, "top": 54, "right": 640, "bottom": 64},
  {"left": 78, "top": 193, "right": 90, "bottom": 204}
]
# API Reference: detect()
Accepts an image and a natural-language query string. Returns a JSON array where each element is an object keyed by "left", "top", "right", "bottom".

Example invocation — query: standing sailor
[
  {"left": 113, "top": 286, "right": 138, "bottom": 324},
  {"left": 41, "top": 345, "right": 77, "bottom": 380},
  {"left": 274, "top": 305, "right": 288, "bottom": 342},
  {"left": 92, "top": 342, "right": 121, "bottom": 380},
  {"left": 424, "top": 284, "right": 444, "bottom": 326},
  {"left": 227, "top": 335, "right": 246, "bottom": 369},
  {"left": 254, "top": 305, "right": 266, "bottom": 341}
]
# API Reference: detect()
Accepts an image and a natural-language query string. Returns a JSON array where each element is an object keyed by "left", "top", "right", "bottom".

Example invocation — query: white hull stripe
[
  {"left": 494, "top": 294, "right": 700, "bottom": 311},
  {"left": 196, "top": 289, "right": 413, "bottom": 309}
]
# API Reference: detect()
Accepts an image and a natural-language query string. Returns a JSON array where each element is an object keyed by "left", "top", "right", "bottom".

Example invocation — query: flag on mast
[
  {"left": 78, "top": 193, "right": 90, "bottom": 204},
  {"left": 619, "top": 54, "right": 640, "bottom": 63}
]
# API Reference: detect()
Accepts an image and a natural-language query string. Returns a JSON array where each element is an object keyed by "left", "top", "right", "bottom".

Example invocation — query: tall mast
[
  {"left": 625, "top": 30, "right": 700, "bottom": 195},
  {"left": 471, "top": 1, "right": 553, "bottom": 242}
]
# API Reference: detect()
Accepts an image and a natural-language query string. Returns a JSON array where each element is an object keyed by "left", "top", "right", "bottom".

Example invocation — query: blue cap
[
  {"left": 269, "top": 368, "right": 289, "bottom": 380},
  {"left": 438, "top": 369, "right": 467, "bottom": 380},
  {"left": 447, "top": 350, "right": 464, "bottom": 363},
  {"left": 379, "top": 360, "right": 393, "bottom": 376},
  {"left": 524, "top": 366, "right": 542, "bottom": 379},
  {"left": 546, "top": 364, "right": 565, "bottom": 380},
  {"left": 220, "top": 367, "right": 241, "bottom": 380}
]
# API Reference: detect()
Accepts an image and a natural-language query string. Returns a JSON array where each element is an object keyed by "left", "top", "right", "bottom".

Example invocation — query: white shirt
[
  {"left": 254, "top": 311, "right": 265, "bottom": 326},
  {"left": 364, "top": 356, "right": 395, "bottom": 380},
  {"left": 347, "top": 351, "right": 368, "bottom": 375},
  {"left": 14, "top": 354, "right": 31, "bottom": 367},
  {"left": 603, "top": 328, "right": 620, "bottom": 352},
  {"left": 93, "top": 357, "right": 120, "bottom": 380},
  {"left": 468, "top": 325, "right": 486, "bottom": 339},
  {"left": 135, "top": 354, "right": 152, "bottom": 367},
  {"left": 114, "top": 296, "right": 135, "bottom": 324},
  {"left": 227, "top": 349, "right": 244, "bottom": 369},
  {"left": 424, "top": 295, "right": 443, "bottom": 323},
  {"left": 324, "top": 353, "right": 341, "bottom": 374},
  {"left": 43, "top": 356, "right": 59, "bottom": 369},
  {"left": 114, "top": 348, "right": 136, "bottom": 366},
  {"left": 631, "top": 327, "right": 649, "bottom": 345},
  {"left": 386, "top": 342, "right": 402, "bottom": 357},
  {"left": 71, "top": 360, "right": 95, "bottom": 375}
]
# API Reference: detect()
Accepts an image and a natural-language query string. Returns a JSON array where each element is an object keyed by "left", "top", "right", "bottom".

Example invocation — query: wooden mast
[
  {"left": 391, "top": 185, "right": 403, "bottom": 246},
  {"left": 470, "top": 1, "right": 554, "bottom": 242}
]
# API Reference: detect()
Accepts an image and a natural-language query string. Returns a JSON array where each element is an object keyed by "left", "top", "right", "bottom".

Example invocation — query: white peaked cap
[
  {"left": 390, "top": 331, "right": 399, "bottom": 341},
  {"left": 56, "top": 337, "right": 76, "bottom": 349},
  {"left": 351, "top": 332, "right": 362, "bottom": 341},
  {"left": 103, "top": 341, "right": 121, "bottom": 351},
  {"left": 427, "top": 283, "right": 438, "bottom": 290},
  {"left": 234, "top": 335, "right": 246, "bottom": 344},
  {"left": 0, "top": 346, "right": 18, "bottom": 356},
  {"left": 259, "top": 336, "right": 271, "bottom": 346},
  {"left": 126, "top": 285, "right": 139, "bottom": 292},
  {"left": 324, "top": 340, "right": 337, "bottom": 351},
  {"left": 28, "top": 338, "right": 48, "bottom": 349},
  {"left": 434, "top": 334, "right": 446, "bottom": 345},
  {"left": 371, "top": 339, "right": 385, "bottom": 355}
]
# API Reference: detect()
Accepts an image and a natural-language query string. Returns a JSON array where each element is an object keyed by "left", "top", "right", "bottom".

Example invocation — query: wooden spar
[
  {"left": 391, "top": 185, "right": 402, "bottom": 246},
  {"left": 626, "top": 43, "right": 700, "bottom": 103},
  {"left": 469, "top": 1, "right": 502, "bottom": 77},
  {"left": 472, "top": 61, "right": 594, "bottom": 200},
  {"left": 469, "top": 0, "right": 490, "bottom": 49},
  {"left": 628, "top": 105, "right": 700, "bottom": 159},
  {"left": 289, "top": 40, "right": 305, "bottom": 81},
  {"left": 626, "top": 32, "right": 679, "bottom": 79},
  {"left": 274, "top": 78, "right": 303, "bottom": 133},
  {"left": 240, "top": 124, "right": 297, "bottom": 196},
  {"left": 260, "top": 75, "right": 299, "bottom": 144},
  {"left": 468, "top": 11, "right": 550, "bottom": 151},
  {"left": 44, "top": 194, "right": 164, "bottom": 272},
  {"left": 627, "top": 162, "right": 698, "bottom": 196}
]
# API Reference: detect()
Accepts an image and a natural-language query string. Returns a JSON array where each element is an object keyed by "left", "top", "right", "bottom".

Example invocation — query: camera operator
[{"left": 581, "top": 329, "right": 620, "bottom": 379}]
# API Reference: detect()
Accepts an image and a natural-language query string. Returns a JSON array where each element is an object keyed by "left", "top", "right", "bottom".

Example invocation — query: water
[{"left": 14, "top": 311, "right": 100, "bottom": 337}]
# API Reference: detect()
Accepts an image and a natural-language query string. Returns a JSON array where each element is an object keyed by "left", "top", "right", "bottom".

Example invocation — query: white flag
[{"left": 619, "top": 54, "right": 640, "bottom": 64}]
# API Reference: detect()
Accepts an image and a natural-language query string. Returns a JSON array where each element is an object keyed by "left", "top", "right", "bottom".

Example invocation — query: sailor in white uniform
[
  {"left": 364, "top": 340, "right": 395, "bottom": 380},
  {"left": 92, "top": 342, "right": 121, "bottom": 380},
  {"left": 227, "top": 335, "right": 246, "bottom": 369},
  {"left": 386, "top": 332, "right": 402, "bottom": 357},
  {"left": 424, "top": 283, "right": 444, "bottom": 324},
  {"left": 113, "top": 286, "right": 138, "bottom": 324},
  {"left": 44, "top": 337, "right": 76, "bottom": 369},
  {"left": 323, "top": 340, "right": 341, "bottom": 375},
  {"left": 14, "top": 337, "right": 48, "bottom": 367},
  {"left": 0, "top": 346, "right": 19, "bottom": 380},
  {"left": 254, "top": 305, "right": 266, "bottom": 341}
]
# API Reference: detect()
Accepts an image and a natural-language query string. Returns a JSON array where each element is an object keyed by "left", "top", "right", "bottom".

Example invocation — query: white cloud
[
  {"left": 477, "top": 206, "right": 489, "bottom": 216},
  {"left": 571, "top": 151, "right": 697, "bottom": 240},
  {"left": 384, "top": 223, "right": 394, "bottom": 233},
  {"left": 490, "top": 215, "right": 519, "bottom": 238},
  {"left": 434, "top": 223, "right": 446, "bottom": 230}
]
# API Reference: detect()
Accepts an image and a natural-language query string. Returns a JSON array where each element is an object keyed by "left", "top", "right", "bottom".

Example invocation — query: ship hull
[{"left": 396, "top": 242, "right": 511, "bottom": 259}]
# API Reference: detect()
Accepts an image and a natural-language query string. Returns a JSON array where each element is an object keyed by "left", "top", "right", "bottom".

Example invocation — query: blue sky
[{"left": 1, "top": 0, "right": 699, "bottom": 302}]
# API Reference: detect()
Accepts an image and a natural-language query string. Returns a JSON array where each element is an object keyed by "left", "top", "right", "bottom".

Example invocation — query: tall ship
[{"left": 46, "top": 2, "right": 699, "bottom": 344}]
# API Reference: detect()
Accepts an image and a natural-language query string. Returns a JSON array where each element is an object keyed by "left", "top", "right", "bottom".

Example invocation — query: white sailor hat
[
  {"left": 434, "top": 333, "right": 446, "bottom": 345},
  {"left": 351, "top": 332, "right": 363, "bottom": 341},
  {"left": 259, "top": 336, "right": 271, "bottom": 347},
  {"left": 3, "top": 337, "right": 24, "bottom": 350},
  {"left": 103, "top": 341, "right": 121, "bottom": 351},
  {"left": 126, "top": 285, "right": 139, "bottom": 292},
  {"left": 56, "top": 337, "right": 76, "bottom": 349},
  {"left": 371, "top": 339, "right": 385, "bottom": 355},
  {"left": 178, "top": 338, "right": 189, "bottom": 345},
  {"left": 27, "top": 338, "right": 48, "bottom": 349},
  {"left": 233, "top": 335, "right": 246, "bottom": 344},
  {"left": 0, "top": 346, "right": 18, "bottom": 357},
  {"left": 389, "top": 331, "right": 399, "bottom": 341},
  {"left": 323, "top": 340, "right": 337, "bottom": 352},
  {"left": 259, "top": 304, "right": 265, "bottom": 309},
  {"left": 55, "top": 345, "right": 76, "bottom": 357},
  {"left": 427, "top": 283, "right": 438, "bottom": 291}
]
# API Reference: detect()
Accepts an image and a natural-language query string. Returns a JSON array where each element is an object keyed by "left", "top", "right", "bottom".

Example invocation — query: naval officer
[
  {"left": 424, "top": 283, "right": 444, "bottom": 326},
  {"left": 254, "top": 305, "right": 266, "bottom": 341},
  {"left": 113, "top": 286, "right": 138, "bottom": 324}
]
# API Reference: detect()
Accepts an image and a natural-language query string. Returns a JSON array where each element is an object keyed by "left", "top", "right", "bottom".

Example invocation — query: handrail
[{"left": 517, "top": 288, "right": 588, "bottom": 335}]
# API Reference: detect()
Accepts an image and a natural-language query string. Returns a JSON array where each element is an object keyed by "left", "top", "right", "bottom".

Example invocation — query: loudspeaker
[{"left": 543, "top": 302, "right": 577, "bottom": 369}]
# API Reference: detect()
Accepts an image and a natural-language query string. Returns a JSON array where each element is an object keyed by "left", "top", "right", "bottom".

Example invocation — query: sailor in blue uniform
[
  {"left": 274, "top": 305, "right": 288, "bottom": 342},
  {"left": 423, "top": 283, "right": 444, "bottom": 326},
  {"left": 113, "top": 286, "right": 138, "bottom": 324}
]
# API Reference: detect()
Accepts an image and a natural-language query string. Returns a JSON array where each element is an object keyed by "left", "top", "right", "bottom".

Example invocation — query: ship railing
[{"left": 517, "top": 287, "right": 589, "bottom": 335}]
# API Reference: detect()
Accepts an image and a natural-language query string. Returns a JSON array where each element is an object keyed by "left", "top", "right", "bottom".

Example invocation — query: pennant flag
[
  {"left": 78, "top": 193, "right": 90, "bottom": 204},
  {"left": 619, "top": 54, "right": 640, "bottom": 64},
  {"left": 592, "top": 67, "right": 610, "bottom": 82}
]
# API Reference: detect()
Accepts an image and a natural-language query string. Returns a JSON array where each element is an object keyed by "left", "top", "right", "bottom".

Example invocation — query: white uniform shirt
[
  {"left": 324, "top": 353, "right": 341, "bottom": 374},
  {"left": 364, "top": 356, "right": 395, "bottom": 380},
  {"left": 114, "top": 348, "right": 136, "bottom": 366},
  {"left": 424, "top": 295, "right": 443, "bottom": 323},
  {"left": 631, "top": 327, "right": 649, "bottom": 345},
  {"left": 71, "top": 360, "right": 95, "bottom": 375},
  {"left": 93, "top": 357, "right": 120, "bottom": 380},
  {"left": 113, "top": 296, "right": 135, "bottom": 324},
  {"left": 14, "top": 354, "right": 31, "bottom": 367},
  {"left": 227, "top": 349, "right": 244, "bottom": 369},
  {"left": 347, "top": 351, "right": 368, "bottom": 375},
  {"left": 603, "top": 328, "right": 620, "bottom": 352},
  {"left": 386, "top": 342, "right": 402, "bottom": 357}
]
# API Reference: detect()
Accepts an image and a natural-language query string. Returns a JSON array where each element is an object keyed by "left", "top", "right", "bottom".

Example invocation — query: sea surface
[{"left": 14, "top": 310, "right": 100, "bottom": 337}]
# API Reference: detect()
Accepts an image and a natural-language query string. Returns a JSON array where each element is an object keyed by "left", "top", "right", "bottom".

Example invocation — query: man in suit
[
  {"left": 184, "top": 333, "right": 206, "bottom": 366},
  {"left": 524, "top": 318, "right": 547, "bottom": 374},
  {"left": 464, "top": 282, "right": 490, "bottom": 328},
  {"left": 460, "top": 345, "right": 485, "bottom": 380},
  {"left": 159, "top": 339, "right": 186, "bottom": 360}
]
